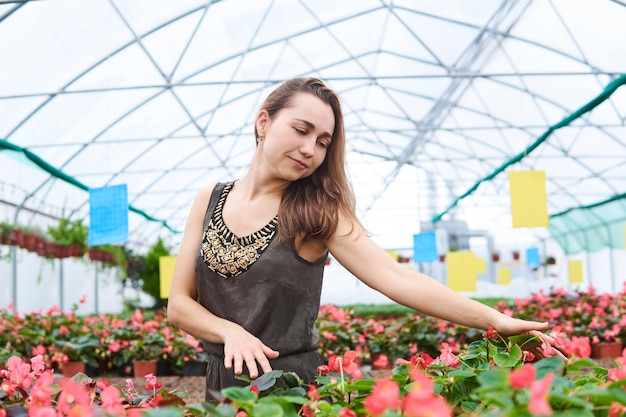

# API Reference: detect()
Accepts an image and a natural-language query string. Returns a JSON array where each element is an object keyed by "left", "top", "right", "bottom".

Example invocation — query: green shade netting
[{"left": 549, "top": 194, "right": 626, "bottom": 255}]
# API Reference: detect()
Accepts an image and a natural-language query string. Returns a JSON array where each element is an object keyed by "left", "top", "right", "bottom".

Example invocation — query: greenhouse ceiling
[{"left": 1, "top": 0, "right": 625, "bottom": 253}]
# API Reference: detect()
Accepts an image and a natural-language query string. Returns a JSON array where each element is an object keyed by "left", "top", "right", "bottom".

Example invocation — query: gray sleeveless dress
[{"left": 194, "top": 182, "right": 326, "bottom": 399}]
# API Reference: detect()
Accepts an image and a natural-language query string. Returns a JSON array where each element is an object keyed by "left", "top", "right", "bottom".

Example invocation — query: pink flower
[
  {"left": 31, "top": 354, "right": 46, "bottom": 374},
  {"left": 79, "top": 294, "right": 87, "bottom": 304},
  {"left": 372, "top": 354, "right": 391, "bottom": 369},
  {"left": 363, "top": 376, "right": 400, "bottom": 416},
  {"left": 328, "top": 351, "right": 362, "bottom": 379},
  {"left": 528, "top": 373, "right": 554, "bottom": 416},
  {"left": 100, "top": 385, "right": 125, "bottom": 415},
  {"left": 57, "top": 380, "right": 93, "bottom": 417},
  {"left": 338, "top": 409, "right": 356, "bottom": 417},
  {"left": 485, "top": 327, "right": 499, "bottom": 340},
  {"left": 510, "top": 364, "right": 535, "bottom": 390},
  {"left": 437, "top": 345, "right": 460, "bottom": 368},
  {"left": 562, "top": 336, "right": 591, "bottom": 358},
  {"left": 6, "top": 355, "right": 32, "bottom": 389}
]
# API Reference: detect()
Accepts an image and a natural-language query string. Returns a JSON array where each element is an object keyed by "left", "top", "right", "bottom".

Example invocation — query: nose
[{"left": 300, "top": 136, "right": 316, "bottom": 157}]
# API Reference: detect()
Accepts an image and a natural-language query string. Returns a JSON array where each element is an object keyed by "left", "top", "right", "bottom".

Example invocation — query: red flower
[
  {"left": 363, "top": 376, "right": 400, "bottom": 416},
  {"left": 57, "top": 380, "right": 93, "bottom": 417},
  {"left": 338, "top": 408, "right": 356, "bottom": 417},
  {"left": 509, "top": 363, "right": 535, "bottom": 390},
  {"left": 485, "top": 327, "right": 499, "bottom": 341},
  {"left": 328, "top": 351, "right": 362, "bottom": 379},
  {"left": 529, "top": 373, "right": 554, "bottom": 416},
  {"left": 100, "top": 385, "right": 125, "bottom": 415},
  {"left": 562, "top": 336, "right": 591, "bottom": 358}
]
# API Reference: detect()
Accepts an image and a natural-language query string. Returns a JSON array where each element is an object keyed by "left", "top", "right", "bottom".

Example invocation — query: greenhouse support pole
[
  {"left": 11, "top": 245, "right": 17, "bottom": 312},
  {"left": 585, "top": 251, "right": 591, "bottom": 290},
  {"left": 59, "top": 260, "right": 64, "bottom": 312},
  {"left": 608, "top": 249, "right": 616, "bottom": 293},
  {"left": 94, "top": 268, "right": 100, "bottom": 314}
]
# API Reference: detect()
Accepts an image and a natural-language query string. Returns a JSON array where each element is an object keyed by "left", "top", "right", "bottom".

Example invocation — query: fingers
[{"left": 224, "top": 346, "right": 277, "bottom": 379}]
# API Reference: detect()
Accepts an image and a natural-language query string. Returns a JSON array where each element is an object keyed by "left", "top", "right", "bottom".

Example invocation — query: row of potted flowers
[
  {"left": 2, "top": 327, "right": 626, "bottom": 416},
  {"left": 0, "top": 222, "right": 118, "bottom": 263},
  {"left": 316, "top": 284, "right": 626, "bottom": 365},
  {"left": 2, "top": 284, "right": 626, "bottom": 383}
]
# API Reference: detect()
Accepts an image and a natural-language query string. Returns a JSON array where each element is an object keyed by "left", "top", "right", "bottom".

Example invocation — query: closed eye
[{"left": 295, "top": 127, "right": 307, "bottom": 135}]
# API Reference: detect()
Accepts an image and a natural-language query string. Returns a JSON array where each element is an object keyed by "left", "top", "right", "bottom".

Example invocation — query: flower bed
[
  {"left": 2, "top": 333, "right": 626, "bottom": 416},
  {"left": 2, "top": 284, "right": 626, "bottom": 415}
]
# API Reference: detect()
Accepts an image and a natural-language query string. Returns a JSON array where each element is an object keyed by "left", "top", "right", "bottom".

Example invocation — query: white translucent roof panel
[{"left": 1, "top": 0, "right": 626, "bottom": 252}]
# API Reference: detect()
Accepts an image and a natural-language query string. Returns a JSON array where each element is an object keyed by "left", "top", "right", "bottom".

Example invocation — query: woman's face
[{"left": 258, "top": 92, "right": 335, "bottom": 181}]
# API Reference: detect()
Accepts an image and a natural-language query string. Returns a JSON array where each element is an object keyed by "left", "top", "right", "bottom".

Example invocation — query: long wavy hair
[{"left": 254, "top": 77, "right": 361, "bottom": 242}]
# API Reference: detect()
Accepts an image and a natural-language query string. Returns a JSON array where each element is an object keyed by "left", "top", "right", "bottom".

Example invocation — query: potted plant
[
  {"left": 47, "top": 211, "right": 88, "bottom": 258},
  {"left": 0, "top": 221, "right": 13, "bottom": 245},
  {"left": 53, "top": 334, "right": 101, "bottom": 377},
  {"left": 128, "top": 331, "right": 166, "bottom": 377}
]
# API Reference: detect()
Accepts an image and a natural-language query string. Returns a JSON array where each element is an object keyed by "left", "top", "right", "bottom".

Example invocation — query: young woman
[{"left": 167, "top": 77, "right": 562, "bottom": 399}]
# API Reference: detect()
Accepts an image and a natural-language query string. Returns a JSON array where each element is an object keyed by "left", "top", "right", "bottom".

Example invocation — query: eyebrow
[{"left": 294, "top": 118, "right": 332, "bottom": 140}]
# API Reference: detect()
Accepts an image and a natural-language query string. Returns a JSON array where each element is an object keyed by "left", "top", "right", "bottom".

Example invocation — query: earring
[{"left": 258, "top": 136, "right": 265, "bottom": 142}]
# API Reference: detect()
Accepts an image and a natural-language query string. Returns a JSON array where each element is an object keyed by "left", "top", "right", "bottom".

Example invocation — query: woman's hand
[
  {"left": 222, "top": 324, "right": 280, "bottom": 379},
  {"left": 494, "top": 316, "right": 568, "bottom": 361}
]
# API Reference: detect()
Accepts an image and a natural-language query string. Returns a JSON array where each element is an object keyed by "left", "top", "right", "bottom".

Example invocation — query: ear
[{"left": 256, "top": 110, "right": 269, "bottom": 137}]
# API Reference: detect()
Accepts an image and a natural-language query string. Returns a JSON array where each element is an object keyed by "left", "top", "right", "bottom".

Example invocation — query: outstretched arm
[{"left": 326, "top": 216, "right": 563, "bottom": 357}]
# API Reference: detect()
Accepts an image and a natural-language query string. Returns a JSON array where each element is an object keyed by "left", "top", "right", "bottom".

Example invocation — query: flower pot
[
  {"left": 491, "top": 253, "right": 500, "bottom": 262},
  {"left": 183, "top": 360, "right": 207, "bottom": 376},
  {"left": 7, "top": 228, "right": 23, "bottom": 246},
  {"left": 591, "top": 341, "right": 623, "bottom": 359},
  {"left": 88, "top": 248, "right": 104, "bottom": 262},
  {"left": 157, "top": 359, "right": 173, "bottom": 376},
  {"left": 133, "top": 360, "right": 158, "bottom": 378},
  {"left": 512, "top": 251, "right": 520, "bottom": 260},
  {"left": 23, "top": 233, "right": 41, "bottom": 252},
  {"left": 439, "top": 254, "right": 445, "bottom": 263},
  {"left": 54, "top": 243, "right": 71, "bottom": 259},
  {"left": 4, "top": 405, "right": 27, "bottom": 417},
  {"left": 68, "top": 243, "right": 85, "bottom": 257},
  {"left": 62, "top": 361, "right": 86, "bottom": 378}
]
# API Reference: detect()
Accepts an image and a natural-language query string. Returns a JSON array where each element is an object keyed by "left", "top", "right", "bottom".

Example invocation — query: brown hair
[{"left": 256, "top": 77, "right": 361, "bottom": 242}]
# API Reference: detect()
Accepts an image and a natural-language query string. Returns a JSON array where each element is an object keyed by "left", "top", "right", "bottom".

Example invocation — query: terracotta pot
[
  {"left": 491, "top": 253, "right": 500, "bottom": 262},
  {"left": 55, "top": 243, "right": 71, "bottom": 259},
  {"left": 133, "top": 360, "right": 158, "bottom": 378},
  {"left": 23, "top": 233, "right": 40, "bottom": 252},
  {"left": 7, "top": 229, "right": 23, "bottom": 246},
  {"left": 69, "top": 243, "right": 85, "bottom": 257},
  {"left": 439, "top": 254, "right": 446, "bottom": 263},
  {"left": 62, "top": 361, "right": 86, "bottom": 378},
  {"left": 591, "top": 341, "right": 623, "bottom": 359},
  {"left": 512, "top": 251, "right": 520, "bottom": 260}
]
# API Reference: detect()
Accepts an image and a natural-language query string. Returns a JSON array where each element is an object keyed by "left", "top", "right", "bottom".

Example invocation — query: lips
[{"left": 289, "top": 156, "right": 308, "bottom": 169}]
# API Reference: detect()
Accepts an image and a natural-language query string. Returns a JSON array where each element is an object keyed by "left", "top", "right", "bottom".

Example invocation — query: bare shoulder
[{"left": 334, "top": 209, "right": 367, "bottom": 240}]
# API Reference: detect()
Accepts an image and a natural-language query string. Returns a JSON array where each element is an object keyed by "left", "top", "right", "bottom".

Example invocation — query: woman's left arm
[{"left": 326, "top": 218, "right": 553, "bottom": 339}]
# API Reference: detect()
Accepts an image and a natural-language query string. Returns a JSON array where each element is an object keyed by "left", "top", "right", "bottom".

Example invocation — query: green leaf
[
  {"left": 476, "top": 368, "right": 510, "bottom": 389},
  {"left": 281, "top": 372, "right": 302, "bottom": 388},
  {"left": 507, "top": 334, "right": 539, "bottom": 346},
  {"left": 534, "top": 356, "right": 565, "bottom": 378},
  {"left": 251, "top": 370, "right": 284, "bottom": 391},
  {"left": 252, "top": 402, "right": 286, "bottom": 417},
  {"left": 143, "top": 408, "right": 191, "bottom": 417},
  {"left": 566, "top": 357, "right": 598, "bottom": 372},
  {"left": 222, "top": 386, "right": 257, "bottom": 402},
  {"left": 493, "top": 344, "right": 522, "bottom": 368}
]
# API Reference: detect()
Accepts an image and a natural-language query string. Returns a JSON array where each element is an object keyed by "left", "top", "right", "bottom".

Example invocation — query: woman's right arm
[{"left": 167, "top": 184, "right": 278, "bottom": 378}]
